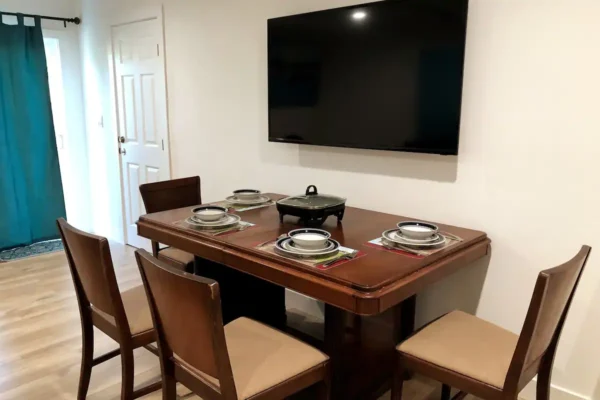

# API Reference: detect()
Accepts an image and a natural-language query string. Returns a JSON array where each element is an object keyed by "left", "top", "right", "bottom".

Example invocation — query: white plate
[
  {"left": 275, "top": 237, "right": 340, "bottom": 258},
  {"left": 185, "top": 214, "right": 241, "bottom": 230},
  {"left": 393, "top": 231, "right": 439, "bottom": 244},
  {"left": 283, "top": 239, "right": 335, "bottom": 254},
  {"left": 382, "top": 229, "right": 446, "bottom": 248},
  {"left": 225, "top": 195, "right": 271, "bottom": 205}
]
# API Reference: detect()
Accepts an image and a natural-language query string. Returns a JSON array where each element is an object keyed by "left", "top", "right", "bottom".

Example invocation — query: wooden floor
[{"left": 0, "top": 242, "right": 474, "bottom": 400}]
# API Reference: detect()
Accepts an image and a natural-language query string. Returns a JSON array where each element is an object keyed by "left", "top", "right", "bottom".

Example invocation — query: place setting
[
  {"left": 212, "top": 189, "right": 275, "bottom": 212},
  {"left": 179, "top": 205, "right": 255, "bottom": 236},
  {"left": 367, "top": 221, "right": 463, "bottom": 258},
  {"left": 255, "top": 228, "right": 365, "bottom": 270}
]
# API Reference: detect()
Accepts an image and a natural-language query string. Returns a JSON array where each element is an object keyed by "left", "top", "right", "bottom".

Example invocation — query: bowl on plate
[
  {"left": 288, "top": 228, "right": 331, "bottom": 249},
  {"left": 233, "top": 189, "right": 261, "bottom": 201},
  {"left": 397, "top": 221, "right": 439, "bottom": 240},
  {"left": 193, "top": 206, "right": 228, "bottom": 222}
]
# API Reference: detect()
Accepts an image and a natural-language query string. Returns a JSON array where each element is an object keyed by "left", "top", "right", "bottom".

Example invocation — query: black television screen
[{"left": 268, "top": 0, "right": 468, "bottom": 155}]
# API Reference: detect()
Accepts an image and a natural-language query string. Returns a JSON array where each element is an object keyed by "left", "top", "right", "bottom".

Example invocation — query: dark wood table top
[{"left": 138, "top": 194, "right": 490, "bottom": 315}]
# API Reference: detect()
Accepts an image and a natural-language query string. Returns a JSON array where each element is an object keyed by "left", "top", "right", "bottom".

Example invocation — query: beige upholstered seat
[
  {"left": 158, "top": 247, "right": 195, "bottom": 270},
  {"left": 121, "top": 286, "right": 154, "bottom": 335},
  {"left": 398, "top": 310, "right": 518, "bottom": 389},
  {"left": 91, "top": 286, "right": 153, "bottom": 335},
  {"left": 179, "top": 317, "right": 329, "bottom": 400},
  {"left": 94, "top": 286, "right": 154, "bottom": 335}
]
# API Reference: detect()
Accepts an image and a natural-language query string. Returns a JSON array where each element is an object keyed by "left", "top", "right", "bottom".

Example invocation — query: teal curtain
[{"left": 0, "top": 15, "right": 66, "bottom": 250}]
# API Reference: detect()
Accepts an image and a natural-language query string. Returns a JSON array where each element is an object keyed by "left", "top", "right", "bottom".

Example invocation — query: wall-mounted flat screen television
[{"left": 268, "top": 0, "right": 469, "bottom": 155}]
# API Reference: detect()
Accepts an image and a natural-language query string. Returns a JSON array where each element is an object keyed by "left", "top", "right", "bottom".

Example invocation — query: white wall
[
  {"left": 0, "top": 0, "right": 77, "bottom": 14},
  {"left": 78, "top": 1, "right": 122, "bottom": 239},
  {"left": 0, "top": 0, "right": 79, "bottom": 28},
  {"left": 79, "top": 0, "right": 600, "bottom": 398}
]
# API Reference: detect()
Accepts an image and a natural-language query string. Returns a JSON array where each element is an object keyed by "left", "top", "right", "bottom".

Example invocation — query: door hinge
[
  {"left": 157, "top": 44, "right": 160, "bottom": 57},
  {"left": 162, "top": 139, "right": 164, "bottom": 150}
]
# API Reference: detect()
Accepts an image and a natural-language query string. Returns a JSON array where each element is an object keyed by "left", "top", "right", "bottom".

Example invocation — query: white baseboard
[{"left": 519, "top": 379, "right": 589, "bottom": 400}]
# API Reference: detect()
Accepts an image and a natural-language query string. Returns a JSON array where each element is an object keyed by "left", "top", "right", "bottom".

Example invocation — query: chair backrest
[
  {"left": 57, "top": 218, "right": 128, "bottom": 330},
  {"left": 505, "top": 245, "right": 591, "bottom": 391},
  {"left": 139, "top": 176, "right": 201, "bottom": 214},
  {"left": 135, "top": 249, "right": 236, "bottom": 398}
]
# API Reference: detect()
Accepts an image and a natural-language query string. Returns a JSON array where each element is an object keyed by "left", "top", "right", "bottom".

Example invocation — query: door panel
[
  {"left": 146, "top": 166, "right": 160, "bottom": 184},
  {"left": 113, "top": 17, "right": 170, "bottom": 248},
  {"left": 141, "top": 74, "right": 157, "bottom": 145},
  {"left": 122, "top": 75, "right": 138, "bottom": 142}
]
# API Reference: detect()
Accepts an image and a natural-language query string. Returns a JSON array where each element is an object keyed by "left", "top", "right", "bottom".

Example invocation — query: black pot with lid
[{"left": 276, "top": 185, "right": 346, "bottom": 226}]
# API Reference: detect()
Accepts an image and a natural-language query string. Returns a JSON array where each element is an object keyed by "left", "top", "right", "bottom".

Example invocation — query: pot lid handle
[{"left": 306, "top": 185, "right": 318, "bottom": 196}]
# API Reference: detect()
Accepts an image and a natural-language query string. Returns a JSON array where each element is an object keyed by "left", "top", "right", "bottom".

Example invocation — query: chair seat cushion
[
  {"left": 120, "top": 286, "right": 154, "bottom": 335},
  {"left": 158, "top": 247, "right": 195, "bottom": 271},
  {"left": 180, "top": 317, "right": 328, "bottom": 399},
  {"left": 397, "top": 310, "right": 519, "bottom": 389}
]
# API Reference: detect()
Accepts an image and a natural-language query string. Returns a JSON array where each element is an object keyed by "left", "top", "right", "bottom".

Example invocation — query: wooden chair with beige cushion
[
  {"left": 135, "top": 249, "right": 331, "bottom": 400},
  {"left": 56, "top": 218, "right": 161, "bottom": 400},
  {"left": 139, "top": 176, "right": 201, "bottom": 272},
  {"left": 392, "top": 245, "right": 591, "bottom": 400}
]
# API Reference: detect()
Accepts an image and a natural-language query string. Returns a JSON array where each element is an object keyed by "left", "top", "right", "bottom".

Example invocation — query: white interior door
[{"left": 112, "top": 17, "right": 171, "bottom": 248}]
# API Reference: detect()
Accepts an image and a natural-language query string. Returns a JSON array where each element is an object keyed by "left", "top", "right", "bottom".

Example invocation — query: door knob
[
  {"left": 119, "top": 136, "right": 126, "bottom": 143},
  {"left": 119, "top": 148, "right": 127, "bottom": 156}
]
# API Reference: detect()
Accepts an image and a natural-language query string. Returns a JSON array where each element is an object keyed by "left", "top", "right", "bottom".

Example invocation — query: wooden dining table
[{"left": 137, "top": 194, "right": 490, "bottom": 400}]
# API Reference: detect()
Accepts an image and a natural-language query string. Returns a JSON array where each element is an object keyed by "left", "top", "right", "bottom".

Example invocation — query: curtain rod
[{"left": 0, "top": 11, "right": 81, "bottom": 27}]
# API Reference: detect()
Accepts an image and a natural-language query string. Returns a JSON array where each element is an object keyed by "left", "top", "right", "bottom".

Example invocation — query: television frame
[{"left": 267, "top": 0, "right": 470, "bottom": 156}]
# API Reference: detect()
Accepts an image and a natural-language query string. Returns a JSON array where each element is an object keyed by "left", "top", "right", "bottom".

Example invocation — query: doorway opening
[{"left": 43, "top": 30, "right": 92, "bottom": 232}]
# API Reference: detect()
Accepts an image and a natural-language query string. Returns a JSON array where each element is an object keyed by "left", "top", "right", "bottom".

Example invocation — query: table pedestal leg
[
  {"left": 194, "top": 257, "right": 286, "bottom": 328},
  {"left": 324, "top": 295, "right": 416, "bottom": 400}
]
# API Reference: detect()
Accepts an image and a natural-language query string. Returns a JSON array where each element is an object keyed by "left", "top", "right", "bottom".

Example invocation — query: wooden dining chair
[
  {"left": 139, "top": 176, "right": 201, "bottom": 272},
  {"left": 392, "top": 245, "right": 591, "bottom": 400},
  {"left": 135, "top": 249, "right": 331, "bottom": 400},
  {"left": 57, "top": 218, "right": 161, "bottom": 400}
]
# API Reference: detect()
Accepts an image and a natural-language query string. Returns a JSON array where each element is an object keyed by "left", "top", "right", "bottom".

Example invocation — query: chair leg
[
  {"left": 159, "top": 354, "right": 177, "bottom": 400},
  {"left": 120, "top": 347, "right": 135, "bottom": 400},
  {"left": 441, "top": 384, "right": 451, "bottom": 400},
  {"left": 315, "top": 380, "right": 330, "bottom": 400},
  {"left": 315, "top": 366, "right": 331, "bottom": 400},
  {"left": 77, "top": 321, "right": 94, "bottom": 400},
  {"left": 537, "top": 358, "right": 552, "bottom": 400},
  {"left": 163, "top": 372, "right": 177, "bottom": 400},
  {"left": 391, "top": 361, "right": 405, "bottom": 400}
]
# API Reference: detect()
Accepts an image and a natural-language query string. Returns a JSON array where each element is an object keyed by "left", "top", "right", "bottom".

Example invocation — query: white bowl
[
  {"left": 233, "top": 189, "right": 261, "bottom": 201},
  {"left": 397, "top": 221, "right": 439, "bottom": 240},
  {"left": 289, "top": 229, "right": 331, "bottom": 249},
  {"left": 193, "top": 206, "right": 228, "bottom": 222}
]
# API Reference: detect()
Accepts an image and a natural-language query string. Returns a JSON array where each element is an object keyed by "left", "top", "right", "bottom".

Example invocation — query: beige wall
[{"left": 79, "top": 0, "right": 600, "bottom": 399}]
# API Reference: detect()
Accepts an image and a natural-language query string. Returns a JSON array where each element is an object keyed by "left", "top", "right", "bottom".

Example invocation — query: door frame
[{"left": 108, "top": 4, "right": 172, "bottom": 247}]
